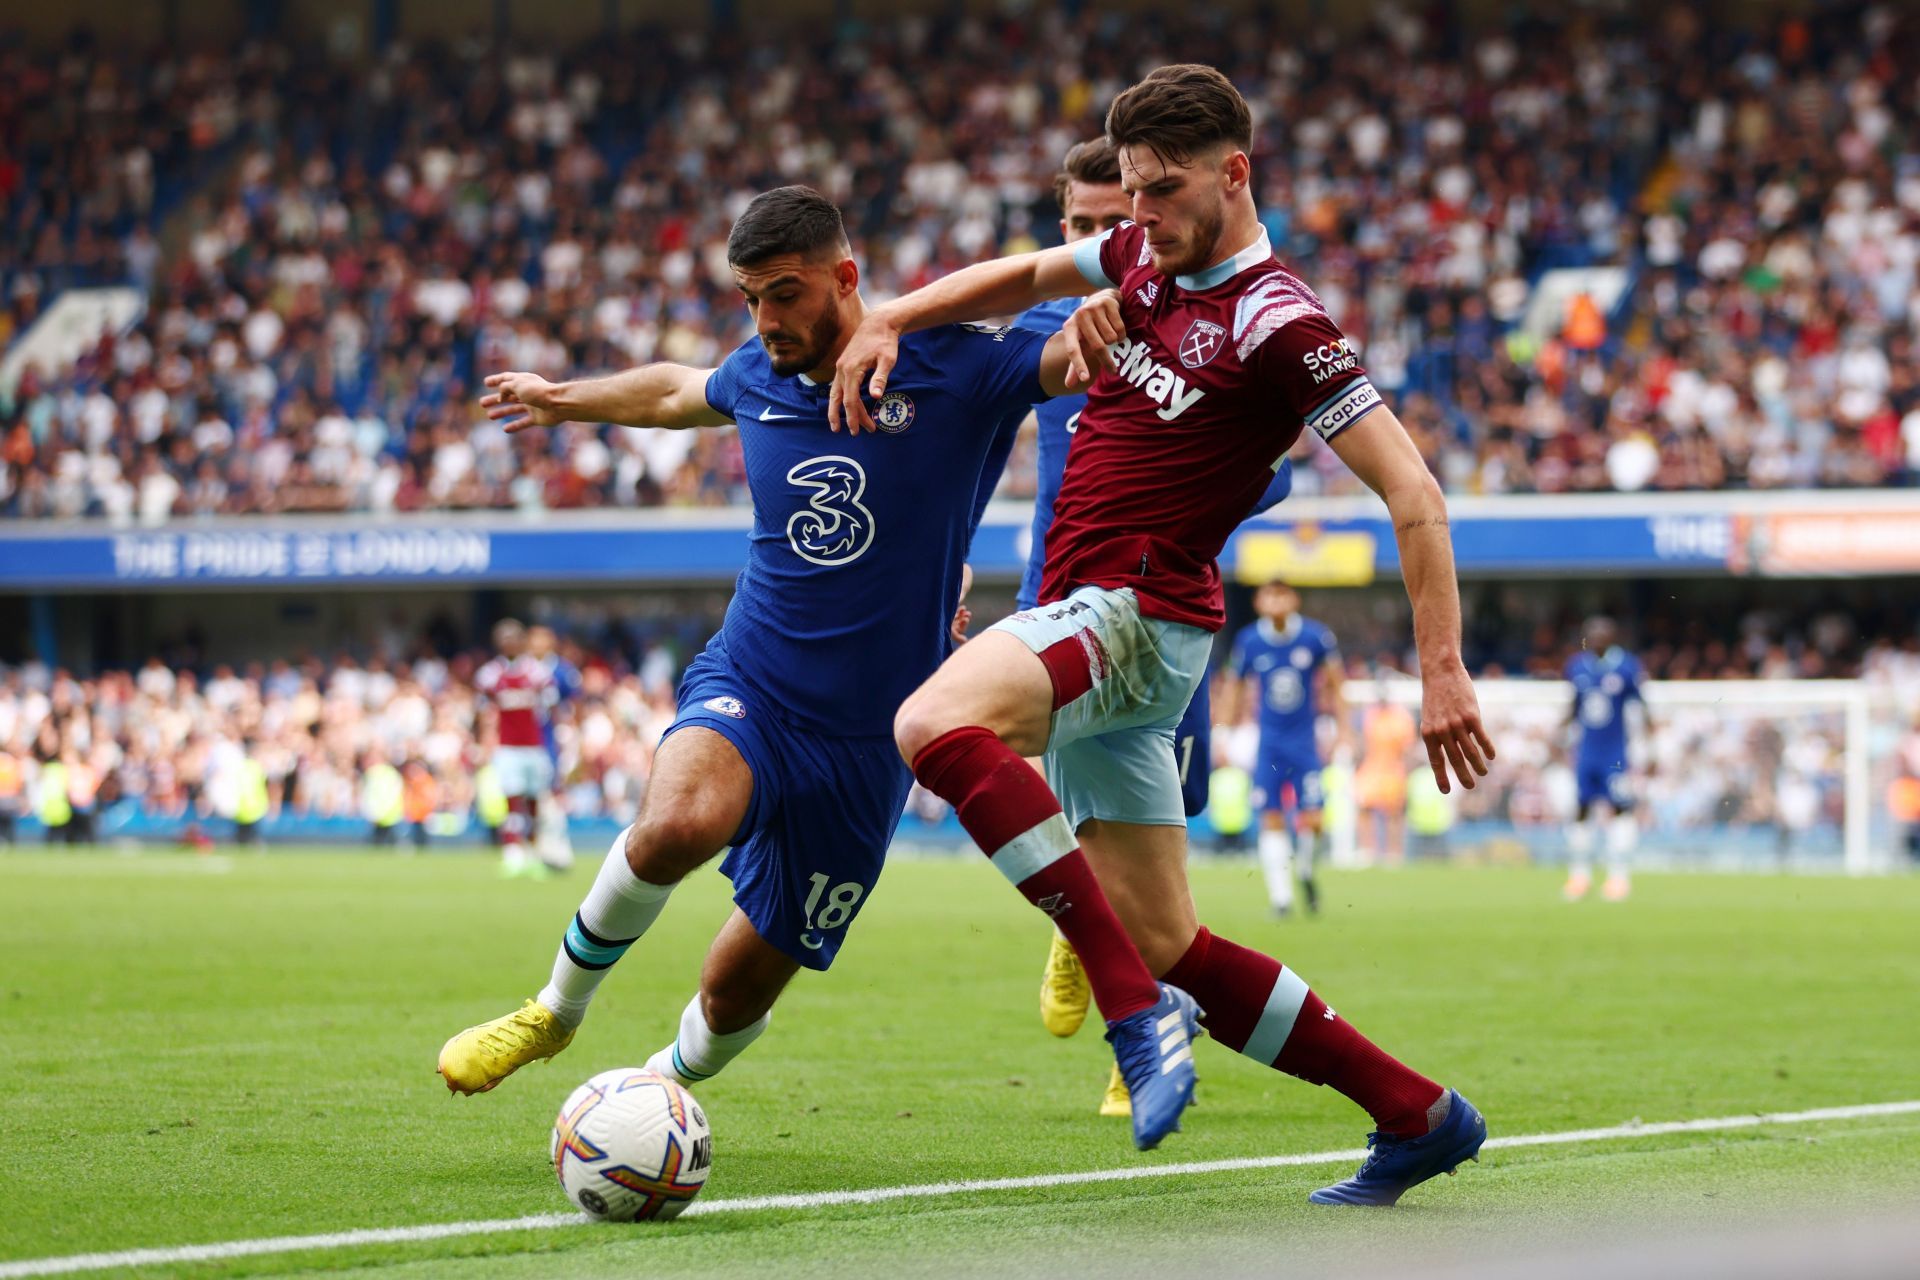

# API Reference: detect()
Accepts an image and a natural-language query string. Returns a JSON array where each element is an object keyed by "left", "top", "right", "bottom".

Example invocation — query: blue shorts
[
  {"left": 664, "top": 643, "right": 912, "bottom": 972},
  {"left": 1252, "top": 753, "right": 1324, "bottom": 816},
  {"left": 1175, "top": 678, "right": 1210, "bottom": 820},
  {"left": 1577, "top": 760, "right": 1633, "bottom": 812}
]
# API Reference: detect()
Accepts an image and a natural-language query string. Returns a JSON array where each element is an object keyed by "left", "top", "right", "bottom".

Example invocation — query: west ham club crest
[{"left": 1178, "top": 319, "right": 1226, "bottom": 369}]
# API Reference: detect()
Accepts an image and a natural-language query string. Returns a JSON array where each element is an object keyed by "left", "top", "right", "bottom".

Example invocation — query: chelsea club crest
[
  {"left": 874, "top": 391, "right": 916, "bottom": 434},
  {"left": 702, "top": 695, "right": 747, "bottom": 719}
]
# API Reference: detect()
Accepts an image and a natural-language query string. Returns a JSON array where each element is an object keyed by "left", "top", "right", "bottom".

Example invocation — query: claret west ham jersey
[{"left": 1041, "top": 220, "right": 1383, "bottom": 631}]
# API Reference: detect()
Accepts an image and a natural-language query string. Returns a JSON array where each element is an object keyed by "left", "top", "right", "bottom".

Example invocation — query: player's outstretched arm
[
  {"left": 481, "top": 366, "right": 731, "bottom": 433},
  {"left": 831, "top": 244, "right": 1093, "bottom": 434},
  {"left": 1329, "top": 410, "right": 1495, "bottom": 794}
]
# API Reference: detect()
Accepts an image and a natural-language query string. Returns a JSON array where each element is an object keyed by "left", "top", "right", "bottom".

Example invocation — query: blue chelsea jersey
[
  {"left": 1011, "top": 301, "right": 1294, "bottom": 610},
  {"left": 703, "top": 323, "right": 1047, "bottom": 737},
  {"left": 1566, "top": 648, "right": 1644, "bottom": 767},
  {"left": 1230, "top": 615, "right": 1338, "bottom": 764}
]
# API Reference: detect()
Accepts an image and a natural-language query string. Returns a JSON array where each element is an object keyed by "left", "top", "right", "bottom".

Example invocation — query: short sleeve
[
  {"left": 1073, "top": 228, "right": 1118, "bottom": 288},
  {"left": 703, "top": 341, "right": 757, "bottom": 421},
  {"left": 1243, "top": 302, "right": 1382, "bottom": 444},
  {"left": 1076, "top": 220, "right": 1146, "bottom": 290},
  {"left": 1229, "top": 628, "right": 1255, "bottom": 678},
  {"left": 957, "top": 322, "right": 1049, "bottom": 414}
]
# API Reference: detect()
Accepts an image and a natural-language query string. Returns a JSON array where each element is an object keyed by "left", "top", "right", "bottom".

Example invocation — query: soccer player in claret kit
[
  {"left": 474, "top": 619, "right": 561, "bottom": 879},
  {"left": 1022, "top": 137, "right": 1295, "bottom": 1119},
  {"left": 833, "top": 65, "right": 1498, "bottom": 1204},
  {"left": 438, "top": 186, "right": 1204, "bottom": 1153}
]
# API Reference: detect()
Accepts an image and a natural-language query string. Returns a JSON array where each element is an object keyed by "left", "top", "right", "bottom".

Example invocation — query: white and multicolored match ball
[{"left": 551, "top": 1068, "right": 713, "bottom": 1221}]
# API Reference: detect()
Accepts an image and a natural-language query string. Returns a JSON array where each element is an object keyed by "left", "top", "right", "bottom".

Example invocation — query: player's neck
[
  {"left": 1179, "top": 203, "right": 1267, "bottom": 290},
  {"left": 807, "top": 295, "right": 868, "bottom": 385}
]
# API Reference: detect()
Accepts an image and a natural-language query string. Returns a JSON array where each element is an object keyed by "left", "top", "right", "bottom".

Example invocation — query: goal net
[{"left": 1320, "top": 678, "right": 1888, "bottom": 874}]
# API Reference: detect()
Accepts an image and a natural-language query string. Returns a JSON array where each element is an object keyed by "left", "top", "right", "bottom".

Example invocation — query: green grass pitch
[{"left": 3, "top": 849, "right": 1918, "bottom": 1277}]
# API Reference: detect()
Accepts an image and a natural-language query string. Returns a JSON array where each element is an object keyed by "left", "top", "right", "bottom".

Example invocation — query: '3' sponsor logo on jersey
[{"left": 786, "top": 455, "right": 876, "bottom": 567}]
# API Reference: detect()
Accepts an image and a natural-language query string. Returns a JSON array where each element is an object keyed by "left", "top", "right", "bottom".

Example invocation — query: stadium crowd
[
  {"left": 1, "top": 610, "right": 1915, "bottom": 846},
  {"left": 2, "top": 4, "right": 1918, "bottom": 520}
]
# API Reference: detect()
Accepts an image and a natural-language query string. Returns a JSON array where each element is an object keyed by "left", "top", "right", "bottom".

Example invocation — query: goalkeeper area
[{"left": 3, "top": 852, "right": 1916, "bottom": 1278}]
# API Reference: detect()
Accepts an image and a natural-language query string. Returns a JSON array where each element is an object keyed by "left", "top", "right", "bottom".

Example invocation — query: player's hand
[
  {"left": 829, "top": 311, "right": 901, "bottom": 435},
  {"left": 481, "top": 372, "right": 566, "bottom": 433},
  {"left": 1420, "top": 660, "right": 1496, "bottom": 794},
  {"left": 1062, "top": 290, "right": 1124, "bottom": 389},
  {"left": 948, "top": 563, "right": 974, "bottom": 646}
]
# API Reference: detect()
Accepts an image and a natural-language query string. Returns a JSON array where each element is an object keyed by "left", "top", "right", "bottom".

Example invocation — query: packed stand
[
  {"left": 1, "top": 5, "right": 1916, "bottom": 519},
  {"left": 0, "top": 615, "right": 719, "bottom": 841}
]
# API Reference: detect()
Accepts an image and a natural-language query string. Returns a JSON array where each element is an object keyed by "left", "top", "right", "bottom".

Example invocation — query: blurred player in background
[
  {"left": 439, "top": 187, "right": 1205, "bottom": 1153},
  {"left": 1022, "top": 138, "right": 1296, "bottom": 1120},
  {"left": 837, "top": 63, "right": 1494, "bottom": 1204},
  {"left": 528, "top": 624, "right": 581, "bottom": 872},
  {"left": 475, "top": 619, "right": 559, "bottom": 879},
  {"left": 1564, "top": 616, "right": 1651, "bottom": 901},
  {"left": 1222, "top": 580, "right": 1347, "bottom": 915},
  {"left": 1355, "top": 685, "right": 1418, "bottom": 864}
]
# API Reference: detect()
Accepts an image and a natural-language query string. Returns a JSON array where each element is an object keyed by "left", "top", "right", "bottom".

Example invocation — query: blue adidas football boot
[
  {"left": 1105, "top": 983, "right": 1201, "bottom": 1151},
  {"left": 1309, "top": 1089, "right": 1486, "bottom": 1205}
]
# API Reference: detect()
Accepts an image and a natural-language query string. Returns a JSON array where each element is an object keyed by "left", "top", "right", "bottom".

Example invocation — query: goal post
[{"left": 1328, "top": 677, "right": 1881, "bottom": 875}]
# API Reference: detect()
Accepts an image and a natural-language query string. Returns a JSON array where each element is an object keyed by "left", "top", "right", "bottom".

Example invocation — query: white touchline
[{"left": 4, "top": 1100, "right": 1917, "bottom": 1278}]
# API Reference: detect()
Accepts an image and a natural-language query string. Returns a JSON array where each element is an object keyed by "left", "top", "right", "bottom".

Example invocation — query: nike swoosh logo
[{"left": 759, "top": 406, "right": 797, "bottom": 421}]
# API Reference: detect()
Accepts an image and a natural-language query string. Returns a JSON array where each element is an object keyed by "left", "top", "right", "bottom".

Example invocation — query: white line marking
[{"left": 4, "top": 1100, "right": 1916, "bottom": 1278}]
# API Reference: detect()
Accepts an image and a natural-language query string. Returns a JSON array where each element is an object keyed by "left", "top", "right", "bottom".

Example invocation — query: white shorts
[
  {"left": 988, "top": 586, "right": 1212, "bottom": 830},
  {"left": 493, "top": 745, "right": 554, "bottom": 799}
]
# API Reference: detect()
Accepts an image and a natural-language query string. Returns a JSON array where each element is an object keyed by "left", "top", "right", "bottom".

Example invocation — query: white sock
[
  {"left": 1606, "top": 812, "right": 1636, "bottom": 879},
  {"left": 646, "top": 993, "right": 770, "bottom": 1087},
  {"left": 1258, "top": 827, "right": 1295, "bottom": 910},
  {"left": 536, "top": 826, "right": 674, "bottom": 1025},
  {"left": 1567, "top": 820, "right": 1596, "bottom": 878}
]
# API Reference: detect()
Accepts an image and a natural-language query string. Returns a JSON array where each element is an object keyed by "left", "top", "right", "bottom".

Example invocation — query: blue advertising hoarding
[{"left": 1, "top": 492, "right": 1913, "bottom": 590}]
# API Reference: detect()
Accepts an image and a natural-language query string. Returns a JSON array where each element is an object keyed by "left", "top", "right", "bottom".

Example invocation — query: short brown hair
[
  {"left": 1052, "top": 137, "right": 1122, "bottom": 211},
  {"left": 1105, "top": 63, "right": 1253, "bottom": 167}
]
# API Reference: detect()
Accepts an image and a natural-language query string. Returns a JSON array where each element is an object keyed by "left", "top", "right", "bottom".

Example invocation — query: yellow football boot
[
  {"left": 1098, "top": 1064, "right": 1132, "bottom": 1117},
  {"left": 437, "top": 999, "right": 576, "bottom": 1095},
  {"left": 1040, "top": 932, "right": 1090, "bottom": 1037}
]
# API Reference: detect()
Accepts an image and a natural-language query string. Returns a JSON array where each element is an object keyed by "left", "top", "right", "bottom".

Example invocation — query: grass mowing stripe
[{"left": 6, "top": 1100, "right": 1917, "bottom": 1278}]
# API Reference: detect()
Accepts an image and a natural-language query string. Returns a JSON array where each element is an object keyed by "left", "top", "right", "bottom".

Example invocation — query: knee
[
  {"left": 893, "top": 687, "right": 958, "bottom": 765},
  {"left": 626, "top": 807, "right": 731, "bottom": 882}
]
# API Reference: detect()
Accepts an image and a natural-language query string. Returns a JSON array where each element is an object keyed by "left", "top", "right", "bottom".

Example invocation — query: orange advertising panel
[{"left": 1752, "top": 511, "right": 1920, "bottom": 575}]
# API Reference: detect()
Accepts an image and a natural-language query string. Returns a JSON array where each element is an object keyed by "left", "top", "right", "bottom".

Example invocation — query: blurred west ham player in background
[
  {"left": 1564, "top": 616, "right": 1652, "bottom": 902},
  {"left": 528, "top": 625, "right": 582, "bottom": 872},
  {"left": 1222, "top": 580, "right": 1348, "bottom": 916},
  {"left": 836, "top": 64, "right": 1495, "bottom": 1205},
  {"left": 1022, "top": 138, "right": 1296, "bottom": 1119},
  {"left": 475, "top": 619, "right": 559, "bottom": 879}
]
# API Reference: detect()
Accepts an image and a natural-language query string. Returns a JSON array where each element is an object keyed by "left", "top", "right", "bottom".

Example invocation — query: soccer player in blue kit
[
  {"left": 1224, "top": 580, "right": 1347, "bottom": 917},
  {"left": 1563, "top": 615, "right": 1652, "bottom": 902},
  {"left": 437, "top": 186, "right": 1204, "bottom": 1152},
  {"left": 1025, "top": 139, "right": 1294, "bottom": 1118}
]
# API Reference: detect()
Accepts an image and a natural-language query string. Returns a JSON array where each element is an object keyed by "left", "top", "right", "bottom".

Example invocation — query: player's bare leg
[
  {"left": 438, "top": 729, "right": 751, "bottom": 1094},
  {"left": 1078, "top": 816, "right": 1482, "bottom": 1202},
  {"left": 898, "top": 631, "right": 1199, "bottom": 1150},
  {"left": 647, "top": 908, "right": 799, "bottom": 1088}
]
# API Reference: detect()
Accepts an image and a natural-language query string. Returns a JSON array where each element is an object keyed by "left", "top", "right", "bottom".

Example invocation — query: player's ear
[
  {"left": 834, "top": 254, "right": 859, "bottom": 298},
  {"left": 1222, "top": 149, "right": 1250, "bottom": 195}
]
